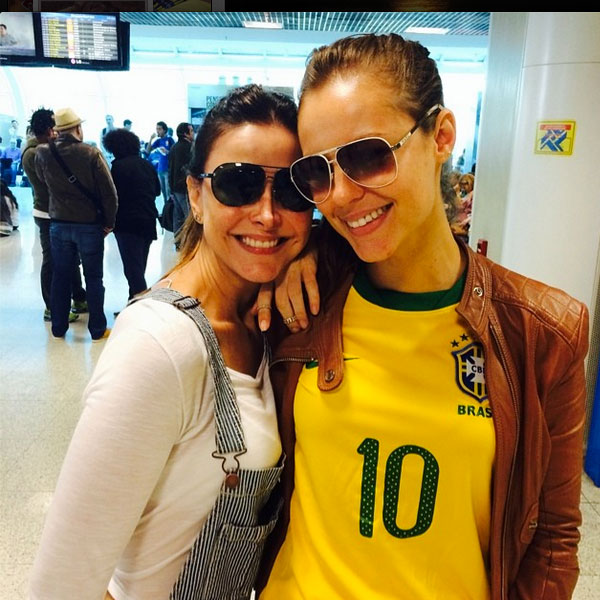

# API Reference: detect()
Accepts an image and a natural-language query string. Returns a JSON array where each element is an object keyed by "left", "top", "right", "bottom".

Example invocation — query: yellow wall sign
[{"left": 535, "top": 121, "right": 576, "bottom": 155}]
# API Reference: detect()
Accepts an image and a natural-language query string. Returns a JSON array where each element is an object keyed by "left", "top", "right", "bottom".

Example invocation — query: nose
[
  {"left": 328, "top": 162, "right": 364, "bottom": 209},
  {"left": 250, "top": 178, "right": 282, "bottom": 229}
]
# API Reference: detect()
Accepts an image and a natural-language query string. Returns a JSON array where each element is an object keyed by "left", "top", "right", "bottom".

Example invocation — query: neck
[
  {"left": 167, "top": 243, "right": 259, "bottom": 325},
  {"left": 367, "top": 207, "right": 464, "bottom": 293}
]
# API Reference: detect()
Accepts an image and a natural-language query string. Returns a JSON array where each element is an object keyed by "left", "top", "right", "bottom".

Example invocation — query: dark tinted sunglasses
[
  {"left": 197, "top": 162, "right": 312, "bottom": 212},
  {"left": 290, "top": 104, "right": 443, "bottom": 204}
]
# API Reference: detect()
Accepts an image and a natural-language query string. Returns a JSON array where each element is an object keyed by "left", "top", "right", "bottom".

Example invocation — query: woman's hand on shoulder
[{"left": 254, "top": 245, "right": 320, "bottom": 333}]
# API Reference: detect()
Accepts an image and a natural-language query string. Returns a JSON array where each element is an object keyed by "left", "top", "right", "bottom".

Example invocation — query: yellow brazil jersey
[{"left": 262, "top": 268, "right": 495, "bottom": 600}]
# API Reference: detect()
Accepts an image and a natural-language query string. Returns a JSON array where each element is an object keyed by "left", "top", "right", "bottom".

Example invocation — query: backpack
[{"left": 159, "top": 195, "right": 175, "bottom": 233}]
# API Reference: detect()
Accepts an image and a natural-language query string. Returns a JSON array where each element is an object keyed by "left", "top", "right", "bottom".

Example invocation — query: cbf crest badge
[{"left": 452, "top": 342, "right": 488, "bottom": 402}]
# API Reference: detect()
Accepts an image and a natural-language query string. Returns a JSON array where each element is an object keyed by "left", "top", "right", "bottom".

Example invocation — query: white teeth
[
  {"left": 346, "top": 207, "right": 386, "bottom": 229},
  {"left": 241, "top": 236, "right": 279, "bottom": 248}
]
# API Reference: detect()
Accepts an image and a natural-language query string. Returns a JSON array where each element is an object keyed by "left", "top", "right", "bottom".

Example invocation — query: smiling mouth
[
  {"left": 345, "top": 205, "right": 390, "bottom": 230},
  {"left": 238, "top": 236, "right": 283, "bottom": 249}
]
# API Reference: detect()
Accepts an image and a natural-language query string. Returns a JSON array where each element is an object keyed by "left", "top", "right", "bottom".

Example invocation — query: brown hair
[
  {"left": 299, "top": 33, "right": 443, "bottom": 133},
  {"left": 300, "top": 34, "right": 446, "bottom": 297},
  {"left": 170, "top": 84, "right": 298, "bottom": 274}
]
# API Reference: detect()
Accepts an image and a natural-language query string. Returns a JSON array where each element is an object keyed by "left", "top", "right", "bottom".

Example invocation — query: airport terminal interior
[{"left": 1, "top": 11, "right": 599, "bottom": 598}]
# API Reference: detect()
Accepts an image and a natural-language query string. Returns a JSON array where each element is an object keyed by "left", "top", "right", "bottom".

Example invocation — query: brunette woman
[{"left": 30, "top": 85, "right": 313, "bottom": 600}]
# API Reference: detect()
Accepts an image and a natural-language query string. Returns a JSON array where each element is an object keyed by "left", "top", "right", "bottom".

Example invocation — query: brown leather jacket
[{"left": 257, "top": 243, "right": 589, "bottom": 600}]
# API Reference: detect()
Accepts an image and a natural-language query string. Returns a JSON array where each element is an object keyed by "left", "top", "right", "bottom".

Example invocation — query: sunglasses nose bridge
[
  {"left": 327, "top": 164, "right": 366, "bottom": 209},
  {"left": 328, "top": 148, "right": 368, "bottom": 200},
  {"left": 250, "top": 177, "right": 283, "bottom": 228}
]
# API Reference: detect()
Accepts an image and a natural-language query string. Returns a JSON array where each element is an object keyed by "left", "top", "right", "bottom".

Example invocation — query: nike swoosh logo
[{"left": 305, "top": 357, "right": 359, "bottom": 370}]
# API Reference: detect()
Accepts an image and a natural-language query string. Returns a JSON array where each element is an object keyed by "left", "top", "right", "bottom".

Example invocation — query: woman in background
[{"left": 103, "top": 128, "right": 161, "bottom": 305}]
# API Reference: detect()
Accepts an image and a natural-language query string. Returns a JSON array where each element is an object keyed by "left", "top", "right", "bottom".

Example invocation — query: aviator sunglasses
[
  {"left": 290, "top": 104, "right": 444, "bottom": 204},
  {"left": 197, "top": 162, "right": 313, "bottom": 212}
]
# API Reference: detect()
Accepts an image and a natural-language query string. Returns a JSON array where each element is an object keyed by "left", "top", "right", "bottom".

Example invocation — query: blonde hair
[{"left": 459, "top": 173, "right": 475, "bottom": 191}]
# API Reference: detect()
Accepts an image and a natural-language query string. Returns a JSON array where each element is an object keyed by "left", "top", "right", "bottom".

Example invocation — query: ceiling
[{"left": 121, "top": 11, "right": 490, "bottom": 36}]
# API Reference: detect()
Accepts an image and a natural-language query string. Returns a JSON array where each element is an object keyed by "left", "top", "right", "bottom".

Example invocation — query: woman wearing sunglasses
[
  {"left": 30, "top": 85, "right": 313, "bottom": 600},
  {"left": 257, "top": 35, "right": 588, "bottom": 599}
]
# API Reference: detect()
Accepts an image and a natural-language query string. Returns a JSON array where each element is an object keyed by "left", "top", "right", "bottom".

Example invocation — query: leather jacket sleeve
[{"left": 510, "top": 304, "right": 589, "bottom": 599}]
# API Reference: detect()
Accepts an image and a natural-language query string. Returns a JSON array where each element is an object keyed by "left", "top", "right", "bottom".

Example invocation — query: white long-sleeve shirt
[{"left": 30, "top": 299, "right": 282, "bottom": 600}]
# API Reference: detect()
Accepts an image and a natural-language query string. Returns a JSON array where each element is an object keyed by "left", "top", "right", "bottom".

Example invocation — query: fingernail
[
  {"left": 259, "top": 320, "right": 268, "bottom": 332},
  {"left": 299, "top": 318, "right": 308, "bottom": 329}
]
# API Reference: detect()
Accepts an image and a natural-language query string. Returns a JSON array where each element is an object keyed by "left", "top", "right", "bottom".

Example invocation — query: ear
[
  {"left": 186, "top": 175, "right": 204, "bottom": 222},
  {"left": 433, "top": 108, "right": 457, "bottom": 165}
]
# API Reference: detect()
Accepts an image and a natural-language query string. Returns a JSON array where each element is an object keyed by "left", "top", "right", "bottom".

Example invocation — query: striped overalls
[{"left": 145, "top": 289, "right": 283, "bottom": 600}]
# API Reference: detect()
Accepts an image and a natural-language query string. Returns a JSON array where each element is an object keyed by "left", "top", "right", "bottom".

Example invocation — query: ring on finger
[{"left": 283, "top": 315, "right": 298, "bottom": 325}]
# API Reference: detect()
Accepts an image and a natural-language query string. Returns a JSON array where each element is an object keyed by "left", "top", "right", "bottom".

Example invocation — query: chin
[
  {"left": 350, "top": 241, "right": 394, "bottom": 265},
  {"left": 239, "top": 266, "right": 282, "bottom": 284}
]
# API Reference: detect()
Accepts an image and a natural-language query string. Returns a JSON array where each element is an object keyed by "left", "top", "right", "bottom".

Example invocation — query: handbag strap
[
  {"left": 132, "top": 287, "right": 248, "bottom": 457},
  {"left": 48, "top": 140, "right": 105, "bottom": 221}
]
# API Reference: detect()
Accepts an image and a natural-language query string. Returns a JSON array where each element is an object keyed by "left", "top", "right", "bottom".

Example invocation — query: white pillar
[
  {"left": 474, "top": 12, "right": 600, "bottom": 315},
  {"left": 472, "top": 12, "right": 600, "bottom": 444},
  {"left": 501, "top": 12, "right": 600, "bottom": 315}
]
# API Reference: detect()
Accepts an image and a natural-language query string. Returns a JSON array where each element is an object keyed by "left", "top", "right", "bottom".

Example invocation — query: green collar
[{"left": 353, "top": 263, "right": 466, "bottom": 311}]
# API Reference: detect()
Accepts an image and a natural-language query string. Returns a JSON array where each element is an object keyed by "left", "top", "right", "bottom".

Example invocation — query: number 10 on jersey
[{"left": 357, "top": 438, "right": 440, "bottom": 539}]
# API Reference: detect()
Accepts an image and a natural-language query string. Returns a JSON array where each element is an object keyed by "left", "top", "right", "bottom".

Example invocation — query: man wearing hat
[
  {"left": 35, "top": 107, "right": 118, "bottom": 342},
  {"left": 21, "top": 107, "right": 88, "bottom": 324}
]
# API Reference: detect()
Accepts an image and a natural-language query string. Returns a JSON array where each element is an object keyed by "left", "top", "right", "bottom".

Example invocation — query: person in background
[
  {"left": 459, "top": 172, "right": 474, "bottom": 197},
  {"left": 441, "top": 163, "right": 467, "bottom": 243},
  {"left": 103, "top": 128, "right": 161, "bottom": 306},
  {"left": 9, "top": 119, "right": 21, "bottom": 143},
  {"left": 454, "top": 172, "right": 475, "bottom": 241},
  {"left": 169, "top": 121, "right": 194, "bottom": 246},
  {"left": 0, "top": 139, "right": 21, "bottom": 186},
  {"left": 146, "top": 120, "right": 175, "bottom": 204},
  {"left": 0, "top": 24, "right": 18, "bottom": 47},
  {"left": 455, "top": 147, "right": 466, "bottom": 172},
  {"left": 258, "top": 33, "right": 589, "bottom": 600},
  {"left": 123, "top": 119, "right": 133, "bottom": 132},
  {"left": 34, "top": 107, "right": 117, "bottom": 342},
  {"left": 101, "top": 114, "right": 116, "bottom": 163},
  {"left": 30, "top": 84, "right": 313, "bottom": 600},
  {"left": 0, "top": 178, "right": 18, "bottom": 236},
  {"left": 20, "top": 107, "right": 86, "bottom": 323},
  {"left": 448, "top": 168, "right": 462, "bottom": 195}
]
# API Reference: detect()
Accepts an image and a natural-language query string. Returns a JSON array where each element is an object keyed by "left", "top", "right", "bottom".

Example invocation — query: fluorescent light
[
  {"left": 405, "top": 27, "right": 450, "bottom": 35},
  {"left": 242, "top": 20, "right": 283, "bottom": 29},
  {"left": 132, "top": 49, "right": 175, "bottom": 56}
]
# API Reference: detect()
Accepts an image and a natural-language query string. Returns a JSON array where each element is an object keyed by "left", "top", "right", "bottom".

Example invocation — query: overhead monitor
[
  {"left": 38, "top": 12, "right": 121, "bottom": 68},
  {"left": 0, "top": 12, "right": 38, "bottom": 66}
]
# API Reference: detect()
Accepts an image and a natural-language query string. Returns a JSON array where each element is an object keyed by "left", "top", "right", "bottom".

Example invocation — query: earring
[{"left": 192, "top": 212, "right": 202, "bottom": 224}]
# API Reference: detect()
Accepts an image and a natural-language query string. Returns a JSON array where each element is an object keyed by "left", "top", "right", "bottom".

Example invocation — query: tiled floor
[{"left": 1, "top": 186, "right": 599, "bottom": 598}]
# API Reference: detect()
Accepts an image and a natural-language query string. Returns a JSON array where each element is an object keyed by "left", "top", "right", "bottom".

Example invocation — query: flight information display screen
[{"left": 39, "top": 12, "right": 119, "bottom": 65}]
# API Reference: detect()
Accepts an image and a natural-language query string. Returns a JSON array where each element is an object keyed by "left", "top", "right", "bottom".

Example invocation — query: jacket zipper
[
  {"left": 270, "top": 356, "right": 316, "bottom": 368},
  {"left": 490, "top": 322, "right": 520, "bottom": 600}
]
